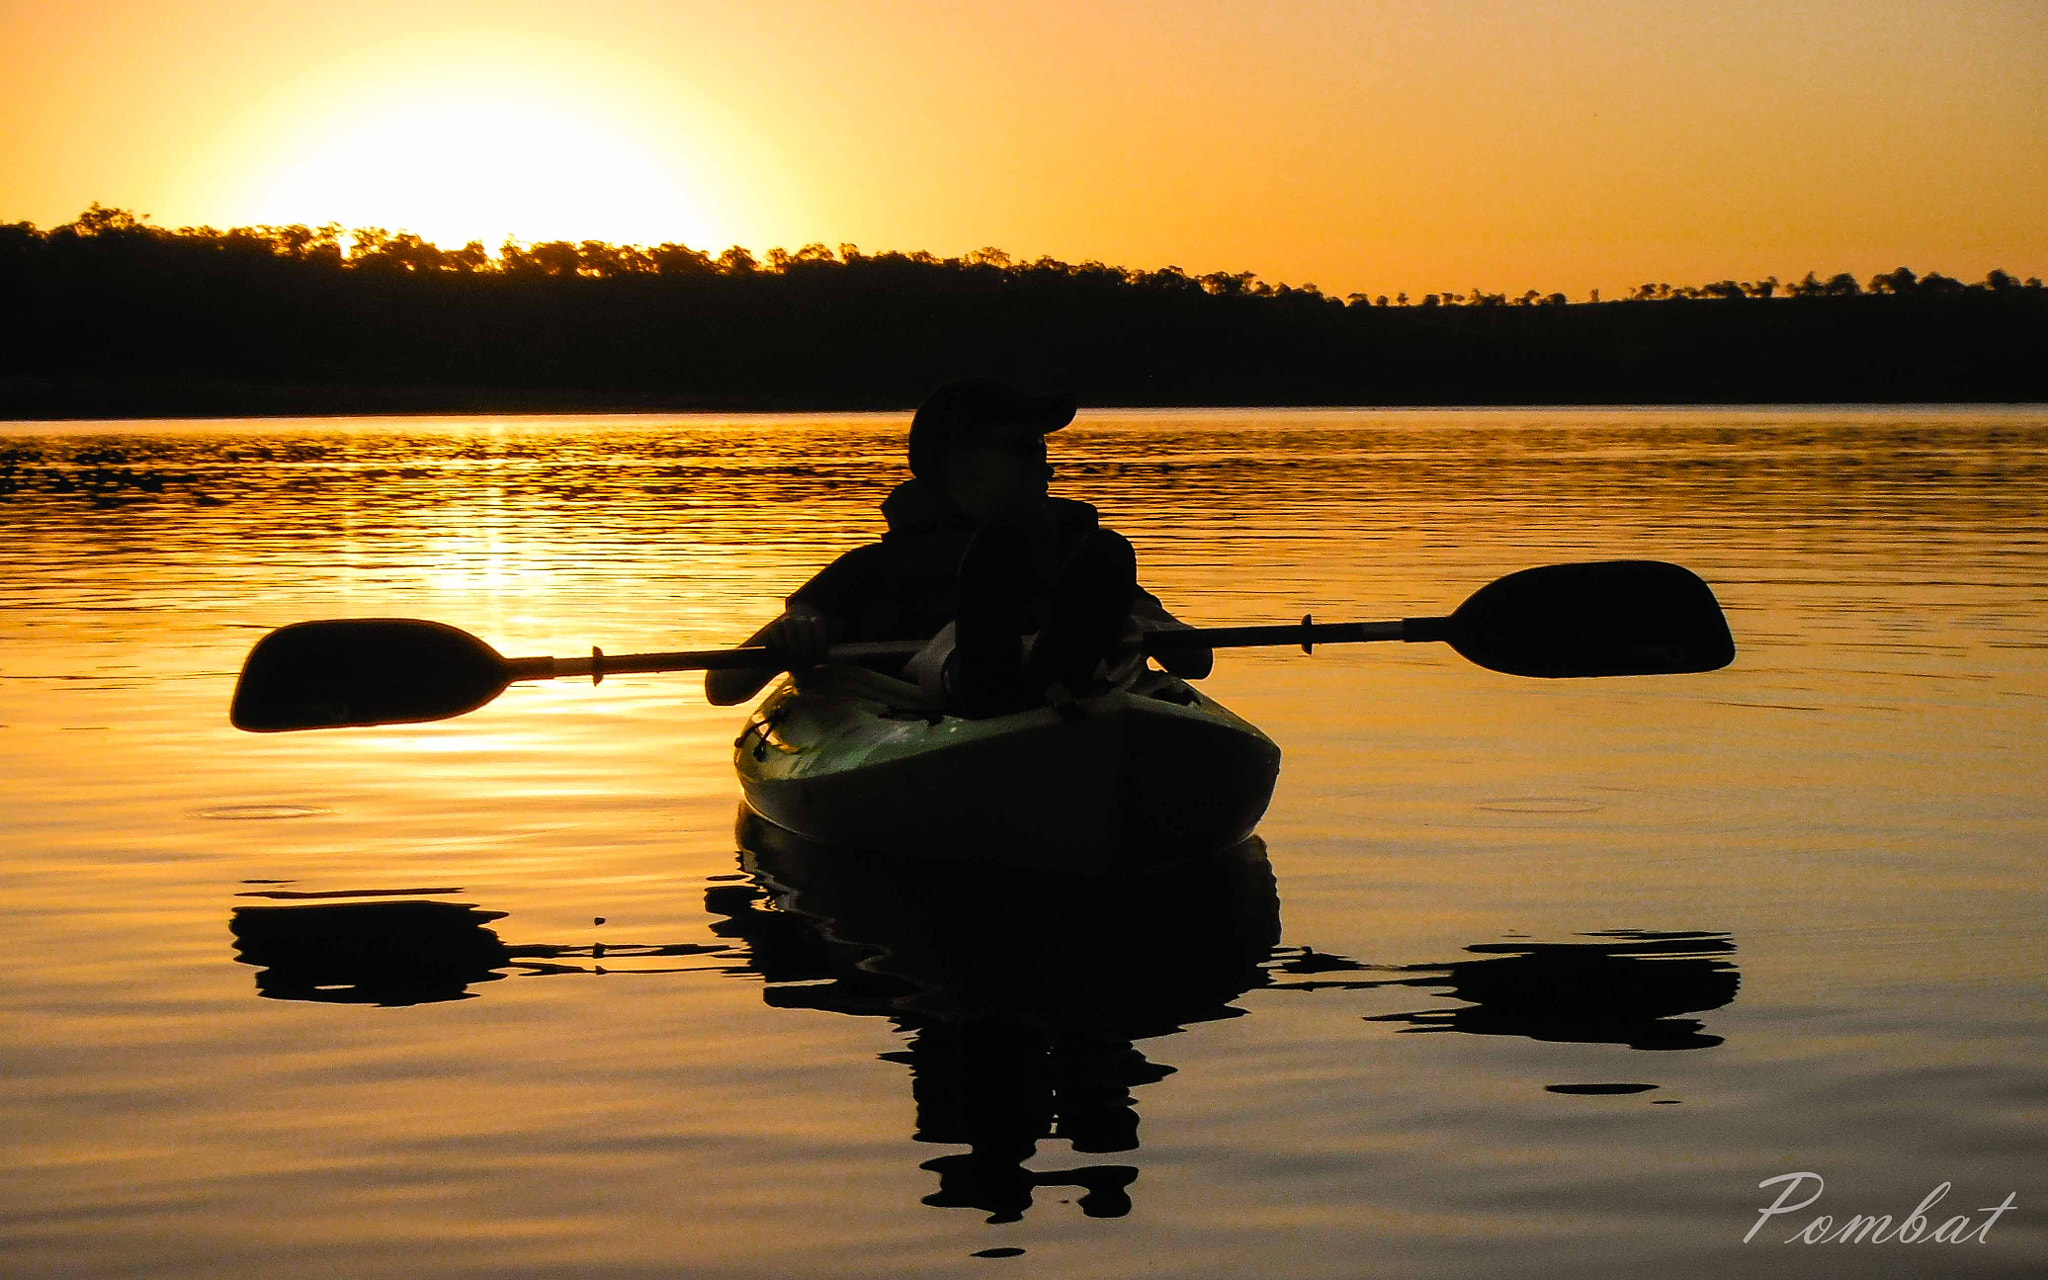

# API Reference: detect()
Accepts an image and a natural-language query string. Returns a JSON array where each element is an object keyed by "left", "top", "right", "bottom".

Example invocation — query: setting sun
[
  {"left": 5, "top": 1, "right": 2042, "bottom": 294},
  {"left": 245, "top": 92, "right": 726, "bottom": 251}
]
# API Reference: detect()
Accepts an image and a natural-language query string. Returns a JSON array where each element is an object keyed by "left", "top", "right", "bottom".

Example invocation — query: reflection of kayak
[
  {"left": 723, "top": 812, "right": 1282, "bottom": 1222},
  {"left": 733, "top": 665, "right": 1282, "bottom": 875},
  {"left": 727, "top": 808, "right": 1283, "bottom": 1031}
]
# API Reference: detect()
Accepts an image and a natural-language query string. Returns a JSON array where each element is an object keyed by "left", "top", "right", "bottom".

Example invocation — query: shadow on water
[{"left": 225, "top": 830, "right": 1740, "bottom": 1221}]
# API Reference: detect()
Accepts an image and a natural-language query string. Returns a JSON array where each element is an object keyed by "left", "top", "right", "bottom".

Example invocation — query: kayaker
[{"left": 705, "top": 377, "right": 1213, "bottom": 713}]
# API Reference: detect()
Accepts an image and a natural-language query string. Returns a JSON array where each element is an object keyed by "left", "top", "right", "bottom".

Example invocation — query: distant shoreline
[
  {"left": 8, "top": 215, "right": 2047, "bottom": 419},
  {"left": 6, "top": 378, "right": 2045, "bottom": 424}
]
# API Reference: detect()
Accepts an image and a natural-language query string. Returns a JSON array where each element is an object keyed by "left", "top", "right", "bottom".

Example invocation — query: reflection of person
[
  {"left": 707, "top": 816, "right": 1285, "bottom": 1224},
  {"left": 706, "top": 377, "right": 1212, "bottom": 714}
]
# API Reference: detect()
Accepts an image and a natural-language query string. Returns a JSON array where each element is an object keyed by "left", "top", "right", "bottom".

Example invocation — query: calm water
[{"left": 2, "top": 407, "right": 2043, "bottom": 1277}]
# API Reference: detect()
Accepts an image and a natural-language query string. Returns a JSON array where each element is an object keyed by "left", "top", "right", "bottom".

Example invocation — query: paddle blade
[
  {"left": 1440, "top": 560, "right": 1735, "bottom": 678},
  {"left": 231, "top": 619, "right": 514, "bottom": 732}
]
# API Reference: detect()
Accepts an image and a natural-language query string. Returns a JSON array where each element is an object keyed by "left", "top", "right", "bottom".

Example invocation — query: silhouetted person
[{"left": 705, "top": 378, "right": 1212, "bottom": 714}]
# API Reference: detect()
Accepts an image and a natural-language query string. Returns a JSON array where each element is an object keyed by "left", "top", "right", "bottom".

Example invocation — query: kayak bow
[{"left": 734, "top": 665, "right": 1281, "bottom": 876}]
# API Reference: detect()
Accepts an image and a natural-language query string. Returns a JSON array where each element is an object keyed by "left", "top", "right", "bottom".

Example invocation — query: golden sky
[{"left": 3, "top": 0, "right": 2042, "bottom": 297}]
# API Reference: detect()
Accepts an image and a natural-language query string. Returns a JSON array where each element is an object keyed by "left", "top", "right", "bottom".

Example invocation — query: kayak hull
[{"left": 734, "top": 666, "right": 1282, "bottom": 876}]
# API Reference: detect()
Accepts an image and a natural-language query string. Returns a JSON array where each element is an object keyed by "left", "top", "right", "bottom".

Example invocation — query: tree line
[{"left": 3, "top": 205, "right": 2043, "bottom": 416}]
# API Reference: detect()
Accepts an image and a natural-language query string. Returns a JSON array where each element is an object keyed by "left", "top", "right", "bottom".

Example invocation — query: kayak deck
[{"left": 734, "top": 666, "right": 1281, "bottom": 876}]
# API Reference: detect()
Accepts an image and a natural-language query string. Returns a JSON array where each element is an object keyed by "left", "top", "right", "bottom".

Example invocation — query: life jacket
[{"left": 787, "top": 478, "right": 1106, "bottom": 643}]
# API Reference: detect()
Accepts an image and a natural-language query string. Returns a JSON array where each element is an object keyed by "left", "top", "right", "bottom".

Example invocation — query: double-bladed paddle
[{"left": 229, "top": 559, "right": 1734, "bottom": 732}]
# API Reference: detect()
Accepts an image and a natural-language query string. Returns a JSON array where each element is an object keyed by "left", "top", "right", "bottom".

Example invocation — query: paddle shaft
[
  {"left": 507, "top": 640, "right": 922, "bottom": 682},
  {"left": 230, "top": 561, "right": 1731, "bottom": 732},
  {"left": 503, "top": 617, "right": 1442, "bottom": 684},
  {"left": 1152, "top": 617, "right": 1437, "bottom": 650}
]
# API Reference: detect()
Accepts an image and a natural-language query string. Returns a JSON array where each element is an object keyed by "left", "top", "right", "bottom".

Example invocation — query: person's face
[{"left": 935, "top": 431, "right": 1052, "bottom": 521}]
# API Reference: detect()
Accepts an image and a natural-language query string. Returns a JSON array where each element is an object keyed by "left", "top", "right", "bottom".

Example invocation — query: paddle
[{"left": 229, "top": 559, "right": 1733, "bottom": 732}]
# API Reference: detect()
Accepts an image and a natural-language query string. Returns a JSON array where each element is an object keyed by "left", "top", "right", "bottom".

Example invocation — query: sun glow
[{"left": 247, "top": 93, "right": 727, "bottom": 252}]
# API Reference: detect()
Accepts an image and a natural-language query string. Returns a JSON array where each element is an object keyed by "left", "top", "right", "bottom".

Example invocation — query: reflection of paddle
[
  {"left": 229, "top": 901, "right": 513, "bottom": 1006},
  {"left": 229, "top": 899, "right": 731, "bottom": 1005},
  {"left": 230, "top": 559, "right": 1734, "bottom": 732},
  {"left": 1363, "top": 930, "right": 1742, "bottom": 1051}
]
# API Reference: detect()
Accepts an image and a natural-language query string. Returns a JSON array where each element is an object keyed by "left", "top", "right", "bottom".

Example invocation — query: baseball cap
[{"left": 908, "top": 378, "right": 1077, "bottom": 480}]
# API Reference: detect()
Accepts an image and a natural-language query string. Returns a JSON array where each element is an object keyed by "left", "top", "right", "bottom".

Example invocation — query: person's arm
[
  {"left": 703, "top": 601, "right": 836, "bottom": 705},
  {"left": 1130, "top": 589, "right": 1213, "bottom": 679},
  {"left": 704, "top": 542, "right": 891, "bottom": 706}
]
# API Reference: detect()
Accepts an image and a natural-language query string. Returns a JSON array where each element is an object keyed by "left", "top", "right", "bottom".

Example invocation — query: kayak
[{"left": 734, "top": 665, "right": 1282, "bottom": 876}]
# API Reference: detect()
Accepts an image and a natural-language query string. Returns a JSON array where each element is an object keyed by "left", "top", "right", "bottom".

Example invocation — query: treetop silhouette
[{"left": 3, "top": 206, "right": 2042, "bottom": 417}]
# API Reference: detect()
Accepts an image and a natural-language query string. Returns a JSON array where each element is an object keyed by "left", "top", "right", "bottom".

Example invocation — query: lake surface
[{"left": 2, "top": 407, "right": 2043, "bottom": 1277}]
